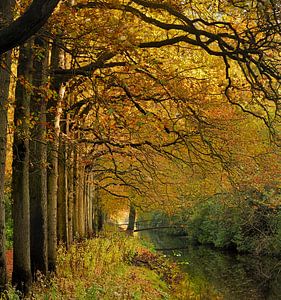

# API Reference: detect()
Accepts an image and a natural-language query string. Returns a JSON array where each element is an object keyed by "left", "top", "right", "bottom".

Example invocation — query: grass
[{"left": 1, "top": 229, "right": 194, "bottom": 299}]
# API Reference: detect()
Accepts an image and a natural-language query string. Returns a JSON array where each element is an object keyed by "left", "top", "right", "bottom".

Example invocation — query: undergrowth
[{"left": 1, "top": 229, "right": 193, "bottom": 299}]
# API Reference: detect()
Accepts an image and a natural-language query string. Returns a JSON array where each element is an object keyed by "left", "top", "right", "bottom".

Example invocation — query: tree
[
  {"left": 29, "top": 36, "right": 49, "bottom": 277},
  {"left": 0, "top": 0, "right": 15, "bottom": 290},
  {"left": 2, "top": 0, "right": 280, "bottom": 292},
  {"left": 0, "top": 0, "right": 60, "bottom": 54},
  {"left": 57, "top": 115, "right": 69, "bottom": 245},
  {"left": 12, "top": 41, "right": 33, "bottom": 293},
  {"left": 47, "top": 37, "right": 65, "bottom": 272},
  {"left": 77, "top": 0, "right": 280, "bottom": 129},
  {"left": 126, "top": 203, "right": 136, "bottom": 232}
]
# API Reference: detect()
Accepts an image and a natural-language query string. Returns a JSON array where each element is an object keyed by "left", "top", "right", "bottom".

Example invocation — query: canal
[{"left": 140, "top": 231, "right": 281, "bottom": 299}]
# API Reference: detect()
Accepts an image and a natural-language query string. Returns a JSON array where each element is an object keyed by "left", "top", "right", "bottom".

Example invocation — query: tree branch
[{"left": 0, "top": 0, "right": 60, "bottom": 54}]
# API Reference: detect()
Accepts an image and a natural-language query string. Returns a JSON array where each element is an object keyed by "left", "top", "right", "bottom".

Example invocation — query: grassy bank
[{"left": 2, "top": 229, "right": 193, "bottom": 299}]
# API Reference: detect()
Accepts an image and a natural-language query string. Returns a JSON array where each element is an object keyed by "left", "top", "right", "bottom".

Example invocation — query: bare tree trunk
[
  {"left": 78, "top": 165, "right": 85, "bottom": 237},
  {"left": 12, "top": 40, "right": 33, "bottom": 294},
  {"left": 93, "top": 187, "right": 104, "bottom": 233},
  {"left": 73, "top": 145, "right": 79, "bottom": 238},
  {"left": 57, "top": 124, "right": 68, "bottom": 245},
  {"left": 97, "top": 206, "right": 105, "bottom": 232},
  {"left": 93, "top": 187, "right": 98, "bottom": 235},
  {"left": 67, "top": 158, "right": 74, "bottom": 244},
  {"left": 87, "top": 173, "right": 93, "bottom": 237},
  {"left": 0, "top": 55, "right": 8, "bottom": 293},
  {"left": 67, "top": 136, "right": 74, "bottom": 244},
  {"left": 47, "top": 39, "right": 64, "bottom": 272},
  {"left": 0, "top": 0, "right": 15, "bottom": 290},
  {"left": 90, "top": 175, "right": 94, "bottom": 236},
  {"left": 83, "top": 172, "right": 88, "bottom": 236},
  {"left": 127, "top": 203, "right": 136, "bottom": 233},
  {"left": 73, "top": 158, "right": 86, "bottom": 238},
  {"left": 29, "top": 36, "right": 48, "bottom": 277}
]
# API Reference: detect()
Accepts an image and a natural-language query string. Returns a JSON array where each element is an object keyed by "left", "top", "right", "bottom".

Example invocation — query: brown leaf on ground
[{"left": 6, "top": 250, "right": 13, "bottom": 279}]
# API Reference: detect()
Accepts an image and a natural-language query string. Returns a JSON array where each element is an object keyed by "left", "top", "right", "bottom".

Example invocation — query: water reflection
[{"left": 141, "top": 231, "right": 281, "bottom": 300}]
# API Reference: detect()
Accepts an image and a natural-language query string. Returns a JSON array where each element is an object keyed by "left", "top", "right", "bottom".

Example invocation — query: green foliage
[
  {"left": 186, "top": 195, "right": 281, "bottom": 255},
  {"left": 138, "top": 211, "right": 189, "bottom": 236},
  {"left": 4, "top": 193, "right": 13, "bottom": 250},
  {"left": 150, "top": 190, "right": 281, "bottom": 255},
  {"left": 0, "top": 284, "right": 22, "bottom": 299}
]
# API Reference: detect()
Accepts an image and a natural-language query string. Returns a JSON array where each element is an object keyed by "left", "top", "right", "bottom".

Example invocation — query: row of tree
[{"left": 0, "top": 0, "right": 280, "bottom": 295}]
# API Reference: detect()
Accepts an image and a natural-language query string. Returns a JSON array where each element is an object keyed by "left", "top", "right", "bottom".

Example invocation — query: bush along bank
[
  {"left": 1, "top": 229, "right": 192, "bottom": 300},
  {"left": 148, "top": 188, "right": 281, "bottom": 256}
]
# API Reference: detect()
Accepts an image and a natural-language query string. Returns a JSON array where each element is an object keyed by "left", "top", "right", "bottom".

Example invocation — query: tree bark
[
  {"left": 73, "top": 158, "right": 86, "bottom": 238},
  {"left": 47, "top": 39, "right": 64, "bottom": 272},
  {"left": 97, "top": 206, "right": 105, "bottom": 232},
  {"left": 78, "top": 165, "right": 86, "bottom": 237},
  {"left": 83, "top": 172, "right": 87, "bottom": 235},
  {"left": 67, "top": 142, "right": 74, "bottom": 244},
  {"left": 73, "top": 143, "right": 79, "bottom": 237},
  {"left": 57, "top": 122, "right": 68, "bottom": 245},
  {"left": 87, "top": 173, "right": 93, "bottom": 236},
  {"left": 0, "top": 53, "right": 9, "bottom": 293},
  {"left": 12, "top": 40, "right": 33, "bottom": 294},
  {"left": 29, "top": 36, "right": 48, "bottom": 277},
  {"left": 66, "top": 116, "right": 74, "bottom": 244},
  {"left": 0, "top": 0, "right": 60, "bottom": 54},
  {"left": 127, "top": 203, "right": 136, "bottom": 232},
  {"left": 93, "top": 187, "right": 104, "bottom": 233},
  {"left": 0, "top": 0, "right": 14, "bottom": 290}
]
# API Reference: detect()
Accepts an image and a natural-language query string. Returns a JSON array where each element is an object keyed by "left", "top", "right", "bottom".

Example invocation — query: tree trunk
[
  {"left": 29, "top": 36, "right": 48, "bottom": 277},
  {"left": 83, "top": 172, "right": 88, "bottom": 236},
  {"left": 0, "top": 0, "right": 15, "bottom": 290},
  {"left": 57, "top": 125, "right": 68, "bottom": 245},
  {"left": 73, "top": 144, "right": 79, "bottom": 238},
  {"left": 97, "top": 207, "right": 105, "bottom": 232},
  {"left": 127, "top": 203, "right": 136, "bottom": 232},
  {"left": 47, "top": 39, "right": 64, "bottom": 272},
  {"left": 67, "top": 137, "right": 74, "bottom": 244},
  {"left": 73, "top": 159, "right": 86, "bottom": 238},
  {"left": 0, "top": 54, "right": 9, "bottom": 293},
  {"left": 93, "top": 187, "right": 104, "bottom": 233},
  {"left": 87, "top": 173, "right": 93, "bottom": 237},
  {"left": 0, "top": 0, "right": 60, "bottom": 54},
  {"left": 78, "top": 165, "right": 86, "bottom": 237},
  {"left": 12, "top": 40, "right": 33, "bottom": 294}
]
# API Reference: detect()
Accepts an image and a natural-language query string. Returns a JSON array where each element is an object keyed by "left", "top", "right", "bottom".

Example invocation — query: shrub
[{"left": 149, "top": 189, "right": 281, "bottom": 255}]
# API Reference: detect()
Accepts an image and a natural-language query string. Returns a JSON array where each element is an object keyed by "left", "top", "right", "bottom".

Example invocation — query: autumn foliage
[{"left": 0, "top": 0, "right": 280, "bottom": 295}]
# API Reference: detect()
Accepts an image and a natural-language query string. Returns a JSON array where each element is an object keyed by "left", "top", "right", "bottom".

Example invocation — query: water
[{"left": 140, "top": 231, "right": 281, "bottom": 300}]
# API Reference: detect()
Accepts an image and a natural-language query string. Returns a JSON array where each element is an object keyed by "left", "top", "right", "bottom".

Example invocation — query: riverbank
[
  {"left": 145, "top": 193, "right": 281, "bottom": 256},
  {"left": 2, "top": 229, "right": 192, "bottom": 299},
  {"left": 142, "top": 230, "right": 281, "bottom": 299}
]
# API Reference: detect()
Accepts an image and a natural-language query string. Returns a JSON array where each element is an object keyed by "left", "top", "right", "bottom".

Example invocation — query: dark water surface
[{"left": 140, "top": 231, "right": 281, "bottom": 300}]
